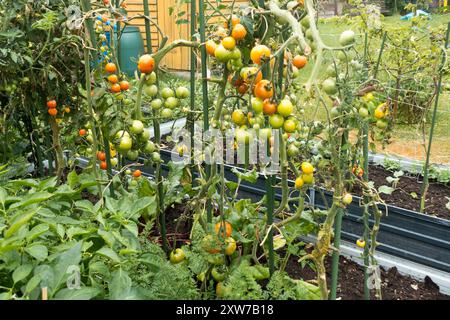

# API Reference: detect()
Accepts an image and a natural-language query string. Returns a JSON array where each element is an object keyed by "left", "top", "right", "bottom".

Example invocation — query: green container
[{"left": 119, "top": 26, "right": 145, "bottom": 77}]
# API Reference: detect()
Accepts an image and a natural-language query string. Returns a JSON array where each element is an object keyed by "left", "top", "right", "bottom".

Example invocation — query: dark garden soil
[
  {"left": 161, "top": 137, "right": 450, "bottom": 219},
  {"left": 284, "top": 254, "right": 450, "bottom": 300},
  {"left": 148, "top": 203, "right": 195, "bottom": 248},
  {"left": 352, "top": 165, "right": 450, "bottom": 220}
]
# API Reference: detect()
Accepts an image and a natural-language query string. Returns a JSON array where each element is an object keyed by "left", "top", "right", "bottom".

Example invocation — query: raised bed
[{"left": 133, "top": 149, "right": 450, "bottom": 275}]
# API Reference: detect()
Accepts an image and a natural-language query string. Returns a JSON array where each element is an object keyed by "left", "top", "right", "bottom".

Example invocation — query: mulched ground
[{"left": 284, "top": 254, "right": 450, "bottom": 300}]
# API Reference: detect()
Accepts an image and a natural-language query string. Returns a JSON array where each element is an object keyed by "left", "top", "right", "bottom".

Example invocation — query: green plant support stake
[
  {"left": 362, "top": 32, "right": 370, "bottom": 301},
  {"left": 199, "top": 0, "right": 212, "bottom": 223},
  {"left": 102, "top": 129, "right": 116, "bottom": 198},
  {"left": 143, "top": 0, "right": 153, "bottom": 54},
  {"left": 189, "top": 0, "right": 197, "bottom": 174},
  {"left": 420, "top": 22, "right": 450, "bottom": 213},
  {"left": 258, "top": 0, "right": 274, "bottom": 276}
]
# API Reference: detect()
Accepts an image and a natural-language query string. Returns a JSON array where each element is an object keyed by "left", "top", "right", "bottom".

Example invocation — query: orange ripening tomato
[
  {"left": 205, "top": 40, "right": 218, "bottom": 56},
  {"left": 48, "top": 108, "right": 57, "bottom": 116},
  {"left": 100, "top": 161, "right": 108, "bottom": 170},
  {"left": 105, "top": 62, "right": 117, "bottom": 73},
  {"left": 223, "top": 15, "right": 240, "bottom": 28},
  {"left": 79, "top": 129, "right": 87, "bottom": 137},
  {"left": 133, "top": 170, "right": 142, "bottom": 178},
  {"left": 250, "top": 45, "right": 271, "bottom": 65},
  {"left": 254, "top": 80, "right": 274, "bottom": 100},
  {"left": 231, "top": 24, "right": 247, "bottom": 41},
  {"left": 111, "top": 83, "right": 121, "bottom": 93},
  {"left": 97, "top": 151, "right": 106, "bottom": 161},
  {"left": 138, "top": 54, "right": 155, "bottom": 74},
  {"left": 107, "top": 74, "right": 119, "bottom": 84},
  {"left": 293, "top": 55, "right": 307, "bottom": 69},
  {"left": 215, "top": 221, "right": 232, "bottom": 238},
  {"left": 263, "top": 100, "right": 277, "bottom": 115},
  {"left": 47, "top": 100, "right": 57, "bottom": 108},
  {"left": 120, "top": 81, "right": 130, "bottom": 91}
]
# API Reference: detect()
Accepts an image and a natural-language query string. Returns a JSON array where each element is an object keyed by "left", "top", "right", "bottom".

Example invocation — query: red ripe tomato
[
  {"left": 48, "top": 108, "right": 57, "bottom": 116},
  {"left": 79, "top": 129, "right": 87, "bottom": 137},
  {"left": 47, "top": 100, "right": 57, "bottom": 108},
  {"left": 97, "top": 151, "right": 106, "bottom": 161}
]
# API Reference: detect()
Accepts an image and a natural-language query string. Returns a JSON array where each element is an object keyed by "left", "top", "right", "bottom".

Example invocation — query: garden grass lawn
[{"left": 298, "top": 14, "right": 450, "bottom": 165}]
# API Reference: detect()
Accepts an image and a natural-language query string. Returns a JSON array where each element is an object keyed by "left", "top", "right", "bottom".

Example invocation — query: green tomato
[
  {"left": 119, "top": 136, "right": 133, "bottom": 152},
  {"left": 376, "top": 119, "right": 388, "bottom": 129},
  {"left": 176, "top": 86, "right": 190, "bottom": 99},
  {"left": 251, "top": 97, "right": 263, "bottom": 113},
  {"left": 301, "top": 17, "right": 310, "bottom": 28},
  {"left": 330, "top": 107, "right": 340, "bottom": 119},
  {"left": 169, "top": 248, "right": 186, "bottom": 264},
  {"left": 277, "top": 99, "right": 294, "bottom": 117},
  {"left": 144, "top": 84, "right": 158, "bottom": 97},
  {"left": 110, "top": 157, "right": 118, "bottom": 166},
  {"left": 161, "top": 108, "right": 173, "bottom": 118},
  {"left": 164, "top": 97, "right": 180, "bottom": 109},
  {"left": 151, "top": 98, "right": 163, "bottom": 110},
  {"left": 123, "top": 98, "right": 133, "bottom": 105},
  {"left": 287, "top": 144, "right": 300, "bottom": 157},
  {"left": 230, "top": 48, "right": 242, "bottom": 60},
  {"left": 322, "top": 78, "right": 338, "bottom": 95},
  {"left": 115, "top": 130, "right": 130, "bottom": 139},
  {"left": 129, "top": 180, "right": 138, "bottom": 187},
  {"left": 152, "top": 152, "right": 161, "bottom": 162},
  {"left": 358, "top": 107, "right": 369, "bottom": 118},
  {"left": 130, "top": 120, "right": 144, "bottom": 134},
  {"left": 126, "top": 150, "right": 139, "bottom": 161},
  {"left": 161, "top": 87, "right": 175, "bottom": 99},
  {"left": 214, "top": 44, "right": 232, "bottom": 63},
  {"left": 145, "top": 71, "right": 157, "bottom": 85},
  {"left": 140, "top": 129, "right": 151, "bottom": 142},
  {"left": 144, "top": 141, "right": 156, "bottom": 153},
  {"left": 211, "top": 267, "right": 227, "bottom": 282},
  {"left": 86, "top": 135, "right": 94, "bottom": 143},
  {"left": 269, "top": 114, "right": 284, "bottom": 129},
  {"left": 326, "top": 65, "right": 337, "bottom": 77}
]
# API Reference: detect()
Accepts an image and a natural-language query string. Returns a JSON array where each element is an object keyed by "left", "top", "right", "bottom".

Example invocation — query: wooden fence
[{"left": 125, "top": 0, "right": 247, "bottom": 71}]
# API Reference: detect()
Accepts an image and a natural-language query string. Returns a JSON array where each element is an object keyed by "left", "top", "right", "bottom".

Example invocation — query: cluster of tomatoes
[
  {"left": 359, "top": 92, "right": 390, "bottom": 133},
  {"left": 46, "top": 99, "right": 71, "bottom": 121},
  {"left": 105, "top": 62, "right": 130, "bottom": 94},
  {"left": 294, "top": 161, "right": 316, "bottom": 189},
  {"left": 139, "top": 55, "right": 190, "bottom": 119},
  {"left": 206, "top": 15, "right": 312, "bottom": 153}
]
